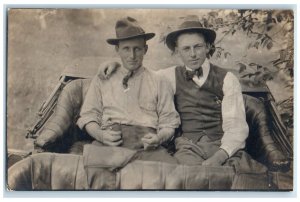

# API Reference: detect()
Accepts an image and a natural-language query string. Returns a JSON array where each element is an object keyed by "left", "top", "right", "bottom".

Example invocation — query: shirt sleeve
[
  {"left": 156, "top": 66, "right": 177, "bottom": 94},
  {"left": 76, "top": 76, "right": 103, "bottom": 130},
  {"left": 220, "top": 72, "right": 249, "bottom": 157},
  {"left": 156, "top": 74, "right": 181, "bottom": 129}
]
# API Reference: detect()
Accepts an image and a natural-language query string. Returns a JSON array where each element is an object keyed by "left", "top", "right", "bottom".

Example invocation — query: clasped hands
[{"left": 96, "top": 128, "right": 161, "bottom": 150}]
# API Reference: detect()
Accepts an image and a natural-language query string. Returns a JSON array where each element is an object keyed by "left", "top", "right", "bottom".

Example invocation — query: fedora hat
[
  {"left": 107, "top": 16, "right": 155, "bottom": 45},
  {"left": 165, "top": 15, "right": 216, "bottom": 51}
]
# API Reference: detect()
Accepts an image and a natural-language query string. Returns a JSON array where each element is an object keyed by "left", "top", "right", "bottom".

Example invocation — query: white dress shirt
[{"left": 158, "top": 59, "right": 249, "bottom": 157}]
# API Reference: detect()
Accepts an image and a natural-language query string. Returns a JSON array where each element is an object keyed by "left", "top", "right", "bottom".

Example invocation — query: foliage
[
  {"left": 205, "top": 9, "right": 294, "bottom": 128},
  {"left": 160, "top": 10, "right": 294, "bottom": 128}
]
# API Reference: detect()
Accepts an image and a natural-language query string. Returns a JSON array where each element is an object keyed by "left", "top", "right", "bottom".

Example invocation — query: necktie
[
  {"left": 185, "top": 67, "right": 203, "bottom": 81},
  {"left": 122, "top": 70, "right": 134, "bottom": 89}
]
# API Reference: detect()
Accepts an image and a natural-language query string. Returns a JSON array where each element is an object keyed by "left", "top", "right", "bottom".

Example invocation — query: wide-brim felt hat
[
  {"left": 107, "top": 16, "right": 155, "bottom": 45},
  {"left": 165, "top": 15, "right": 216, "bottom": 51}
]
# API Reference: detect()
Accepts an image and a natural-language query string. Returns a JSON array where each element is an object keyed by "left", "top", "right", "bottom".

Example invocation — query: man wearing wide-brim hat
[
  {"left": 97, "top": 15, "right": 268, "bottom": 168},
  {"left": 160, "top": 15, "right": 251, "bottom": 166},
  {"left": 99, "top": 15, "right": 250, "bottom": 166},
  {"left": 77, "top": 17, "right": 180, "bottom": 163}
]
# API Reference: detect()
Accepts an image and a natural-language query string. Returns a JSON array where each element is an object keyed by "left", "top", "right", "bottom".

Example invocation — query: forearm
[
  {"left": 84, "top": 122, "right": 103, "bottom": 142},
  {"left": 220, "top": 126, "right": 248, "bottom": 157},
  {"left": 157, "top": 127, "right": 175, "bottom": 144},
  {"left": 221, "top": 72, "right": 249, "bottom": 157}
]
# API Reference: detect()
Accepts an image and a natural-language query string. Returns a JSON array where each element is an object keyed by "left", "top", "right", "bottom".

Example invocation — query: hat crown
[
  {"left": 165, "top": 15, "right": 216, "bottom": 51},
  {"left": 178, "top": 15, "right": 204, "bottom": 29},
  {"left": 115, "top": 17, "right": 146, "bottom": 39}
]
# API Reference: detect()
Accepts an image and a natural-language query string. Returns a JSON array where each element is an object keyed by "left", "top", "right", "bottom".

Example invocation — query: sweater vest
[{"left": 175, "top": 64, "right": 228, "bottom": 142}]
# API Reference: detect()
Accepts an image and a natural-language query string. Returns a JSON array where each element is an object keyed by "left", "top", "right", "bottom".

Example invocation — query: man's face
[
  {"left": 116, "top": 37, "right": 147, "bottom": 71},
  {"left": 175, "top": 32, "right": 210, "bottom": 70}
]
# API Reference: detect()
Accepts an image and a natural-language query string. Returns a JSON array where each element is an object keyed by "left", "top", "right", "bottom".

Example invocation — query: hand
[
  {"left": 85, "top": 122, "right": 122, "bottom": 146},
  {"left": 141, "top": 133, "right": 161, "bottom": 150},
  {"left": 100, "top": 129, "right": 123, "bottom": 146},
  {"left": 97, "top": 61, "right": 120, "bottom": 80},
  {"left": 202, "top": 149, "right": 229, "bottom": 166}
]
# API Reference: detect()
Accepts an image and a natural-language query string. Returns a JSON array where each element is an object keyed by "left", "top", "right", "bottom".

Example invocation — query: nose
[
  {"left": 190, "top": 48, "right": 196, "bottom": 58},
  {"left": 129, "top": 49, "right": 136, "bottom": 60}
]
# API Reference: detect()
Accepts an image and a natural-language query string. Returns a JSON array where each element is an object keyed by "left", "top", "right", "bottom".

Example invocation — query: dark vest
[{"left": 175, "top": 64, "right": 228, "bottom": 142}]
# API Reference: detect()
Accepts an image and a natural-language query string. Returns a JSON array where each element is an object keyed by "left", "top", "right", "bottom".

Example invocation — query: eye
[
  {"left": 134, "top": 47, "right": 142, "bottom": 52},
  {"left": 122, "top": 47, "right": 130, "bottom": 51},
  {"left": 195, "top": 44, "right": 205, "bottom": 49},
  {"left": 182, "top": 47, "right": 190, "bottom": 52}
]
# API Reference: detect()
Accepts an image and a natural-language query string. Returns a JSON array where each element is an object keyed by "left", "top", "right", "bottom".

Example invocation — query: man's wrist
[
  {"left": 157, "top": 128, "right": 175, "bottom": 144},
  {"left": 216, "top": 148, "right": 229, "bottom": 163},
  {"left": 85, "top": 122, "right": 104, "bottom": 142}
]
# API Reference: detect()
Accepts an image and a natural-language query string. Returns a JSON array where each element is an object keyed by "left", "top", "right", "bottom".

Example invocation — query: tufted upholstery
[{"left": 8, "top": 152, "right": 271, "bottom": 190}]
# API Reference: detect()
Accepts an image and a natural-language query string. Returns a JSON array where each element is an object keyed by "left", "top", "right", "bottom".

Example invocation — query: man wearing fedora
[
  {"left": 160, "top": 15, "right": 249, "bottom": 166},
  {"left": 99, "top": 15, "right": 252, "bottom": 167},
  {"left": 77, "top": 17, "right": 180, "bottom": 163}
]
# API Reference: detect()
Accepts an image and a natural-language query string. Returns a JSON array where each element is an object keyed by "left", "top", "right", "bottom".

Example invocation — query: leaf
[
  {"left": 280, "top": 49, "right": 288, "bottom": 61},
  {"left": 262, "top": 73, "right": 273, "bottom": 81},
  {"left": 267, "top": 41, "right": 273, "bottom": 49},
  {"left": 271, "top": 58, "right": 281, "bottom": 65},
  {"left": 224, "top": 52, "right": 231, "bottom": 58},
  {"left": 248, "top": 73, "right": 256, "bottom": 78},
  {"left": 260, "top": 36, "right": 268, "bottom": 45},
  {"left": 241, "top": 73, "right": 252, "bottom": 78},
  {"left": 203, "top": 18, "right": 209, "bottom": 28},
  {"left": 256, "top": 34, "right": 263, "bottom": 40},
  {"left": 208, "top": 11, "right": 218, "bottom": 18},
  {"left": 237, "top": 62, "right": 247, "bottom": 73},
  {"left": 281, "top": 112, "right": 290, "bottom": 118},
  {"left": 276, "top": 14, "right": 283, "bottom": 23},
  {"left": 247, "top": 42, "right": 253, "bottom": 49},
  {"left": 215, "top": 18, "right": 223, "bottom": 24},
  {"left": 254, "top": 41, "right": 259, "bottom": 49},
  {"left": 254, "top": 71, "right": 262, "bottom": 76},
  {"left": 274, "top": 60, "right": 290, "bottom": 66},
  {"left": 262, "top": 38, "right": 269, "bottom": 48}
]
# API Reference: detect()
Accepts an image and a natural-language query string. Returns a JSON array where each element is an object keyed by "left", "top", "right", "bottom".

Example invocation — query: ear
[
  {"left": 174, "top": 47, "right": 179, "bottom": 55},
  {"left": 205, "top": 43, "right": 211, "bottom": 54},
  {"left": 144, "top": 44, "right": 148, "bottom": 55}
]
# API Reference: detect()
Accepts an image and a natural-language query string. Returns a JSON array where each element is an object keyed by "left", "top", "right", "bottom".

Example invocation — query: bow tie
[
  {"left": 122, "top": 70, "right": 134, "bottom": 89},
  {"left": 185, "top": 67, "right": 203, "bottom": 81}
]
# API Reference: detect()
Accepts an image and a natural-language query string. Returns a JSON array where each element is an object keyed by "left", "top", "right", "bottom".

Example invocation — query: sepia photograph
[{"left": 6, "top": 8, "right": 294, "bottom": 191}]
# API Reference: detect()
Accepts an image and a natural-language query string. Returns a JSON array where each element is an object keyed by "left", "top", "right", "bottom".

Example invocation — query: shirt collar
[
  {"left": 185, "top": 59, "right": 210, "bottom": 76},
  {"left": 119, "top": 65, "right": 145, "bottom": 77}
]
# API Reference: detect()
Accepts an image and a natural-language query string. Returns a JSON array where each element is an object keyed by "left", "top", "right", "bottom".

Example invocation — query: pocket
[
  {"left": 137, "top": 73, "right": 158, "bottom": 112},
  {"left": 138, "top": 87, "right": 157, "bottom": 112}
]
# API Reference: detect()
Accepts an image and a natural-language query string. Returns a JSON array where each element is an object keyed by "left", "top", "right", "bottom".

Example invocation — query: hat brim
[
  {"left": 165, "top": 28, "right": 216, "bottom": 51},
  {"left": 107, "top": 33, "right": 155, "bottom": 45}
]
